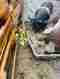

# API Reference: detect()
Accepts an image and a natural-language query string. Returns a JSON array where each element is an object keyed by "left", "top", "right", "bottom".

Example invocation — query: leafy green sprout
[{"left": 16, "top": 31, "right": 28, "bottom": 47}]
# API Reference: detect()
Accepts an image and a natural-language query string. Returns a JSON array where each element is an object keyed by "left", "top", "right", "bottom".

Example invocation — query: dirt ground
[{"left": 15, "top": 44, "right": 60, "bottom": 79}]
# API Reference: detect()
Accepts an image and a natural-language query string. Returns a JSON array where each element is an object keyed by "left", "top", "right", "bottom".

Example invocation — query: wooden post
[{"left": 0, "top": 71, "right": 6, "bottom": 79}]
